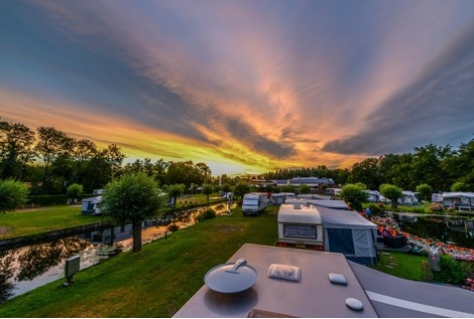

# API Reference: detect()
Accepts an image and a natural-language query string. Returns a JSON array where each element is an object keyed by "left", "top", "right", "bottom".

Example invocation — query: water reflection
[
  {"left": 15, "top": 237, "right": 92, "bottom": 282},
  {"left": 0, "top": 237, "right": 119, "bottom": 302},
  {"left": 0, "top": 250, "right": 15, "bottom": 302},
  {"left": 0, "top": 202, "right": 230, "bottom": 301},
  {"left": 397, "top": 214, "right": 474, "bottom": 248}
]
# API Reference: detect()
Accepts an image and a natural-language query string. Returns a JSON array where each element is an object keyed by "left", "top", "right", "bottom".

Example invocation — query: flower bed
[{"left": 367, "top": 214, "right": 474, "bottom": 262}]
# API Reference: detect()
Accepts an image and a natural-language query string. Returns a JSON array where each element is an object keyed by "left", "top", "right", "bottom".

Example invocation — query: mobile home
[
  {"left": 276, "top": 203, "right": 378, "bottom": 265},
  {"left": 276, "top": 203, "right": 324, "bottom": 250},
  {"left": 81, "top": 196, "right": 102, "bottom": 215},
  {"left": 242, "top": 193, "right": 268, "bottom": 216}
]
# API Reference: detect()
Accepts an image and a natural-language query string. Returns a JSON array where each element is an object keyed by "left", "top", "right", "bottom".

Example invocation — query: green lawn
[
  {"left": 371, "top": 251, "right": 426, "bottom": 281},
  {"left": 0, "top": 195, "right": 224, "bottom": 240},
  {"left": 0, "top": 206, "right": 100, "bottom": 239},
  {"left": 0, "top": 206, "right": 279, "bottom": 317}
]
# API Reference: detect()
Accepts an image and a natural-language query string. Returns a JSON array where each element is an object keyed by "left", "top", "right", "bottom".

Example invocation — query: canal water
[{"left": 1, "top": 223, "right": 171, "bottom": 299}]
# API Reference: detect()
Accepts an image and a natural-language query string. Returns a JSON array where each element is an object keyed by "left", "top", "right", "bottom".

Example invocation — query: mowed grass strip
[
  {"left": 0, "top": 206, "right": 279, "bottom": 318},
  {"left": 371, "top": 251, "right": 425, "bottom": 281},
  {"left": 0, "top": 206, "right": 100, "bottom": 239}
]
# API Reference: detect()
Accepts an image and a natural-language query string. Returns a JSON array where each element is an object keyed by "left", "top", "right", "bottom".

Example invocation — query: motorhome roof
[{"left": 277, "top": 203, "right": 322, "bottom": 224}]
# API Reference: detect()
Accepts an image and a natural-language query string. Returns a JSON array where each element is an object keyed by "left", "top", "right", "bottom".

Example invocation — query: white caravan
[
  {"left": 276, "top": 203, "right": 324, "bottom": 250},
  {"left": 242, "top": 193, "right": 268, "bottom": 216}
]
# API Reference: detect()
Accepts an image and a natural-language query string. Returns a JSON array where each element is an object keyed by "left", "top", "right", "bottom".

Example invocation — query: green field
[
  {"left": 0, "top": 206, "right": 99, "bottom": 239},
  {"left": 371, "top": 251, "right": 426, "bottom": 281}
]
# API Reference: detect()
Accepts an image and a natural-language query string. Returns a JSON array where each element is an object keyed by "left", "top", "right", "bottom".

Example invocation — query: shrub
[
  {"left": 0, "top": 179, "right": 29, "bottom": 213},
  {"left": 167, "top": 224, "right": 179, "bottom": 232},
  {"left": 429, "top": 202, "right": 444, "bottom": 213},
  {"left": 196, "top": 209, "right": 216, "bottom": 222},
  {"left": 67, "top": 183, "right": 83, "bottom": 201},
  {"left": 432, "top": 254, "right": 466, "bottom": 284}
]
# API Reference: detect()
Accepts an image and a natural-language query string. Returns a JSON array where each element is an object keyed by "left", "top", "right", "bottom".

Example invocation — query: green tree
[
  {"left": 202, "top": 184, "right": 213, "bottom": 203},
  {"left": 35, "top": 127, "right": 74, "bottom": 186},
  {"left": 81, "top": 144, "right": 126, "bottom": 193},
  {"left": 410, "top": 144, "right": 453, "bottom": 192},
  {"left": 0, "top": 120, "right": 36, "bottom": 180},
  {"left": 0, "top": 179, "right": 29, "bottom": 213},
  {"left": 416, "top": 183, "right": 433, "bottom": 201},
  {"left": 340, "top": 183, "right": 367, "bottom": 212},
  {"left": 166, "top": 184, "right": 185, "bottom": 207},
  {"left": 167, "top": 161, "right": 203, "bottom": 187},
  {"left": 233, "top": 183, "right": 250, "bottom": 204},
  {"left": 299, "top": 184, "right": 311, "bottom": 194},
  {"left": 349, "top": 157, "right": 381, "bottom": 190},
  {"left": 195, "top": 162, "right": 211, "bottom": 184},
  {"left": 221, "top": 183, "right": 231, "bottom": 193},
  {"left": 380, "top": 184, "right": 403, "bottom": 208},
  {"left": 451, "top": 181, "right": 468, "bottom": 192},
  {"left": 67, "top": 183, "right": 83, "bottom": 200},
  {"left": 71, "top": 139, "right": 97, "bottom": 184},
  {"left": 101, "top": 172, "right": 164, "bottom": 252}
]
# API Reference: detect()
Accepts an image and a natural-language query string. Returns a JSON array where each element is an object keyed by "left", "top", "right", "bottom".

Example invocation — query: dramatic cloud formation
[{"left": 1, "top": 0, "right": 474, "bottom": 175}]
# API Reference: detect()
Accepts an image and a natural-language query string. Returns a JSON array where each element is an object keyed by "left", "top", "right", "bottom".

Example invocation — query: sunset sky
[{"left": 2, "top": 1, "right": 474, "bottom": 176}]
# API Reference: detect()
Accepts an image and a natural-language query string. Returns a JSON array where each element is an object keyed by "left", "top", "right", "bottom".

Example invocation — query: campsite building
[{"left": 271, "top": 177, "right": 336, "bottom": 193}]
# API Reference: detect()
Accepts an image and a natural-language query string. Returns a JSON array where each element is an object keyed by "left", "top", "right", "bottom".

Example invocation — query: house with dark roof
[{"left": 271, "top": 177, "right": 336, "bottom": 193}]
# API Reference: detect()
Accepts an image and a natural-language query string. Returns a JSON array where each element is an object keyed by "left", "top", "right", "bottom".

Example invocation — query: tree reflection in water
[
  {"left": 0, "top": 250, "right": 15, "bottom": 302},
  {"left": 0, "top": 236, "right": 92, "bottom": 301},
  {"left": 16, "top": 237, "right": 91, "bottom": 281}
]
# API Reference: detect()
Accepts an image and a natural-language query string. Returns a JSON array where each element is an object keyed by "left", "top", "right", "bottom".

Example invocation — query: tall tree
[
  {"left": 165, "top": 184, "right": 185, "bottom": 207},
  {"left": 195, "top": 162, "right": 211, "bottom": 184},
  {"left": 0, "top": 120, "right": 36, "bottom": 180},
  {"left": 348, "top": 157, "right": 381, "bottom": 190},
  {"left": 101, "top": 172, "right": 164, "bottom": 252},
  {"left": 35, "top": 127, "right": 74, "bottom": 184},
  {"left": 81, "top": 144, "right": 125, "bottom": 193},
  {"left": 380, "top": 184, "right": 403, "bottom": 209},
  {"left": 100, "top": 144, "right": 126, "bottom": 179},
  {"left": 72, "top": 139, "right": 97, "bottom": 184},
  {"left": 340, "top": 183, "right": 367, "bottom": 212},
  {"left": 202, "top": 184, "right": 213, "bottom": 203},
  {"left": 410, "top": 144, "right": 453, "bottom": 192}
]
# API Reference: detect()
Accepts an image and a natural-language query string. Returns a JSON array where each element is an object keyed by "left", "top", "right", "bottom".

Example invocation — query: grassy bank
[
  {"left": 0, "top": 206, "right": 279, "bottom": 317},
  {"left": 0, "top": 206, "right": 99, "bottom": 239}
]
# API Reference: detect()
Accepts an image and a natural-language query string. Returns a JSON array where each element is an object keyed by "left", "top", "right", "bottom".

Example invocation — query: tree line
[
  {"left": 0, "top": 119, "right": 215, "bottom": 195},
  {"left": 264, "top": 140, "right": 474, "bottom": 193},
  {"left": 2, "top": 118, "right": 474, "bottom": 195}
]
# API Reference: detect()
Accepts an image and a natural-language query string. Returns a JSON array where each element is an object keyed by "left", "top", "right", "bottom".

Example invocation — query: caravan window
[
  {"left": 283, "top": 225, "right": 317, "bottom": 239},
  {"left": 243, "top": 199, "right": 258, "bottom": 205}
]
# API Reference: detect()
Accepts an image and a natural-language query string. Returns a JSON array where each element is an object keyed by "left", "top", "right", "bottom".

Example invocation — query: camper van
[
  {"left": 241, "top": 193, "right": 268, "bottom": 216},
  {"left": 276, "top": 203, "right": 324, "bottom": 250}
]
